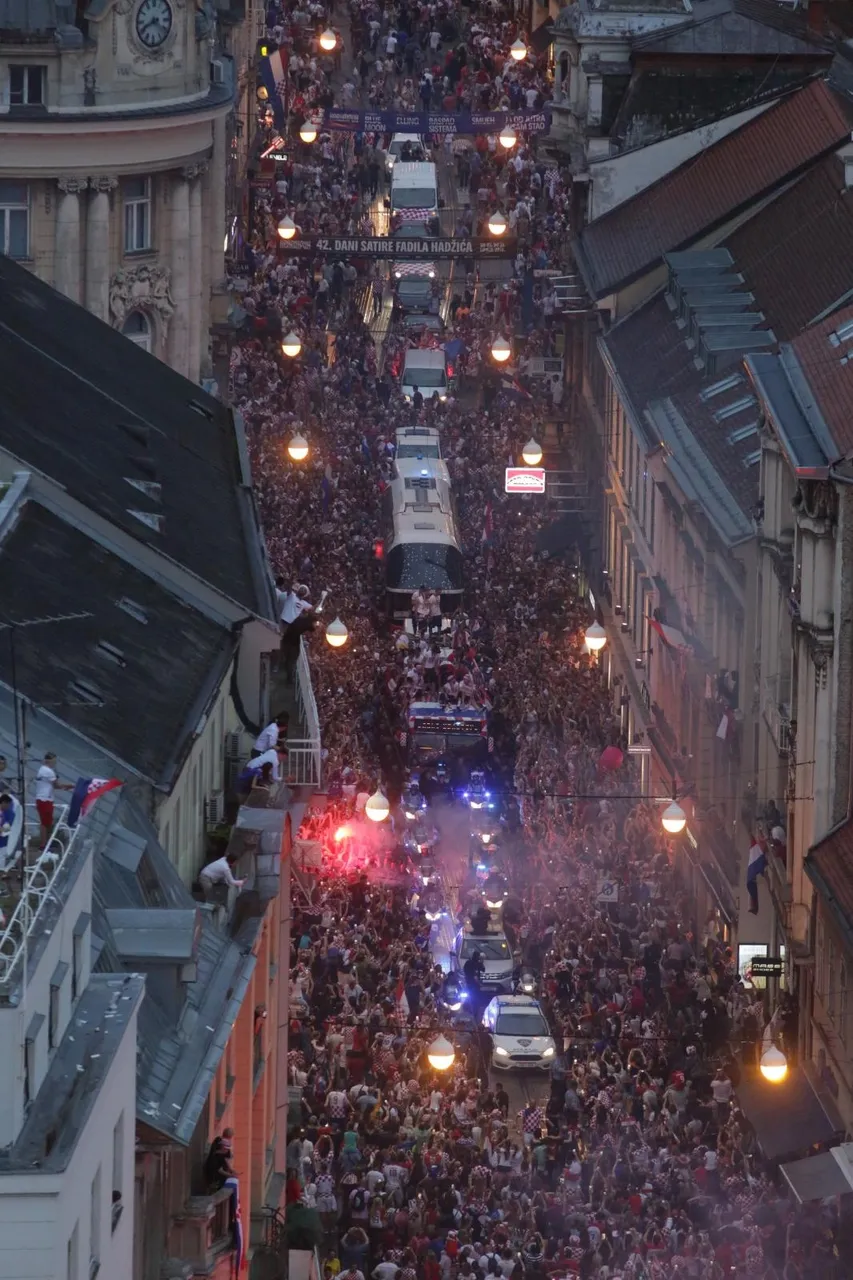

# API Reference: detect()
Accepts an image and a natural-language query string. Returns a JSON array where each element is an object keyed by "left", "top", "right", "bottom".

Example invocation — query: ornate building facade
[{"left": 0, "top": 0, "right": 257, "bottom": 382}]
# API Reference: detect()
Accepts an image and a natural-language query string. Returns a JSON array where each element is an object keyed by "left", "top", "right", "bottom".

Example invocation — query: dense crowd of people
[{"left": 231, "top": 3, "right": 851, "bottom": 1278}]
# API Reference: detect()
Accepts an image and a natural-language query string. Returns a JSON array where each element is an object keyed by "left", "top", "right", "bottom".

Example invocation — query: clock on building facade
[{"left": 135, "top": 0, "right": 173, "bottom": 49}]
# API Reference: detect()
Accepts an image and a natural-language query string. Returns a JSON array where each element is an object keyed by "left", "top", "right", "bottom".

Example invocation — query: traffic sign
[
  {"left": 505, "top": 467, "right": 546, "bottom": 494},
  {"left": 597, "top": 878, "right": 619, "bottom": 903},
  {"left": 749, "top": 957, "right": 784, "bottom": 977}
]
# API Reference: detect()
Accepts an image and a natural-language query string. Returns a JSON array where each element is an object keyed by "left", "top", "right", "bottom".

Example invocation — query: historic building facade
[{"left": 0, "top": 0, "right": 257, "bottom": 382}]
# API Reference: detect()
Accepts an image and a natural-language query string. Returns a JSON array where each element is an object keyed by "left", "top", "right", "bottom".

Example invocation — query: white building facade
[
  {"left": 0, "top": 795, "right": 143, "bottom": 1280},
  {"left": 0, "top": 0, "right": 242, "bottom": 382}
]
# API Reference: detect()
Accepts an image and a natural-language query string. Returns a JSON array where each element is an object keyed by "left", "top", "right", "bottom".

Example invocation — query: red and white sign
[{"left": 505, "top": 467, "right": 546, "bottom": 494}]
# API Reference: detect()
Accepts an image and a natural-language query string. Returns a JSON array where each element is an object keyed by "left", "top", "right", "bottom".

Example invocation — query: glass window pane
[
  {"left": 8, "top": 208, "right": 28, "bottom": 258},
  {"left": 123, "top": 177, "right": 147, "bottom": 200},
  {"left": 0, "top": 180, "right": 27, "bottom": 204}
]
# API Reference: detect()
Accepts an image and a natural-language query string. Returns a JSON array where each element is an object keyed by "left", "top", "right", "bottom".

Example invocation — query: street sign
[
  {"left": 749, "top": 957, "right": 784, "bottom": 977},
  {"left": 597, "top": 878, "right": 619, "bottom": 903},
  {"left": 279, "top": 235, "right": 517, "bottom": 259},
  {"left": 505, "top": 467, "right": 546, "bottom": 494}
]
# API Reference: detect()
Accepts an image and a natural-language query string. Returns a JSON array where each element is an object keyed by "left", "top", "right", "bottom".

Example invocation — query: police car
[{"left": 481, "top": 995, "right": 557, "bottom": 1071}]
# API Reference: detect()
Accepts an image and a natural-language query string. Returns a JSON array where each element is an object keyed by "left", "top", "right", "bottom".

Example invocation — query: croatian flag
[
  {"left": 258, "top": 47, "right": 289, "bottom": 131},
  {"left": 68, "top": 777, "right": 123, "bottom": 828},
  {"left": 224, "top": 1176, "right": 244, "bottom": 1275},
  {"left": 746, "top": 837, "right": 767, "bottom": 915}
]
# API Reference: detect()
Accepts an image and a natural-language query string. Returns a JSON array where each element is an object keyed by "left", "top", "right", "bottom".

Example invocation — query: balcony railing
[
  {"left": 0, "top": 804, "right": 81, "bottom": 992},
  {"left": 762, "top": 675, "right": 791, "bottom": 755},
  {"left": 288, "top": 637, "right": 321, "bottom": 788}
]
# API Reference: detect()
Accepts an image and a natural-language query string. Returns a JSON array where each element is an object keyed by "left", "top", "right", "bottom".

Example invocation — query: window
[
  {"left": 0, "top": 180, "right": 29, "bottom": 259},
  {"left": 49, "top": 985, "right": 59, "bottom": 1049},
  {"left": 90, "top": 1166, "right": 101, "bottom": 1274},
  {"left": 23, "top": 1036, "right": 34, "bottom": 1108},
  {"left": 121, "top": 311, "right": 151, "bottom": 352},
  {"left": 123, "top": 177, "right": 151, "bottom": 253},
  {"left": 67, "top": 1223, "right": 79, "bottom": 1280},
  {"left": 112, "top": 1115, "right": 124, "bottom": 1219},
  {"left": 9, "top": 65, "right": 45, "bottom": 106}
]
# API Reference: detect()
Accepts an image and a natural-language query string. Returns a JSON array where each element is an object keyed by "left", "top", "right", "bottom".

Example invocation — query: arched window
[{"left": 122, "top": 310, "right": 151, "bottom": 352}]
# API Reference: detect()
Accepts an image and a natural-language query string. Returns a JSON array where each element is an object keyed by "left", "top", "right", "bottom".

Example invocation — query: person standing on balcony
[
  {"left": 34, "top": 752, "right": 72, "bottom": 849},
  {"left": 252, "top": 714, "right": 290, "bottom": 756},
  {"left": 199, "top": 852, "right": 245, "bottom": 898}
]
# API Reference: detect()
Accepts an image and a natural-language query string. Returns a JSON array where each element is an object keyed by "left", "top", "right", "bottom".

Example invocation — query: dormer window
[{"left": 9, "top": 65, "right": 46, "bottom": 106}]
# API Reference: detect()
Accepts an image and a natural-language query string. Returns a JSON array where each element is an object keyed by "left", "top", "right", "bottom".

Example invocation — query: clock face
[{"left": 135, "top": 0, "right": 173, "bottom": 49}]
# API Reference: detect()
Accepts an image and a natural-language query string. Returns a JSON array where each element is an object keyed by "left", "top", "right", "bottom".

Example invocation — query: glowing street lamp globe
[
  {"left": 287, "top": 434, "right": 309, "bottom": 462},
  {"left": 585, "top": 621, "right": 607, "bottom": 652},
  {"left": 325, "top": 617, "right": 349, "bottom": 649},
  {"left": 522, "top": 438, "right": 542, "bottom": 466},
  {"left": 427, "top": 1034, "right": 456, "bottom": 1072},
  {"left": 365, "top": 790, "right": 390, "bottom": 823},
  {"left": 281, "top": 331, "right": 303, "bottom": 358},
  {"left": 488, "top": 210, "right": 507, "bottom": 237},
  {"left": 661, "top": 801, "right": 687, "bottom": 835},
  {"left": 319, "top": 28, "right": 337, "bottom": 52},
  {"left": 277, "top": 215, "right": 297, "bottom": 241},
  {"left": 759, "top": 1045, "right": 788, "bottom": 1084},
  {"left": 499, "top": 126, "right": 517, "bottom": 150},
  {"left": 491, "top": 336, "right": 512, "bottom": 363},
  {"left": 299, "top": 121, "right": 318, "bottom": 144},
  {"left": 509, "top": 38, "right": 528, "bottom": 61}
]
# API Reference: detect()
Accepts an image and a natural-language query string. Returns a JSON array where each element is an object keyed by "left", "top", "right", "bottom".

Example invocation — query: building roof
[
  {"left": 788, "top": 302, "right": 853, "bottom": 457},
  {"left": 0, "top": 255, "right": 272, "bottom": 620},
  {"left": 0, "top": 0, "right": 66, "bottom": 32},
  {"left": 610, "top": 66, "right": 819, "bottom": 151},
  {"left": 602, "top": 154, "right": 853, "bottom": 529},
  {"left": 806, "top": 820, "right": 853, "bottom": 943},
  {"left": 0, "top": 501, "right": 236, "bottom": 788},
  {"left": 90, "top": 793, "right": 269, "bottom": 1145},
  {"left": 0, "top": 974, "right": 144, "bottom": 1175},
  {"left": 632, "top": 5, "right": 833, "bottom": 54},
  {"left": 573, "top": 78, "right": 852, "bottom": 298}
]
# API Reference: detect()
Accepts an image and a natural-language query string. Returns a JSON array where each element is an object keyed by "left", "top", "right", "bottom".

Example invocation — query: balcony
[
  {"left": 763, "top": 675, "right": 792, "bottom": 755},
  {"left": 168, "top": 1186, "right": 235, "bottom": 1273}
]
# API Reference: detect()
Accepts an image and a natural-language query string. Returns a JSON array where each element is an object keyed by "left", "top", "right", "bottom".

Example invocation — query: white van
[
  {"left": 401, "top": 348, "right": 448, "bottom": 402},
  {"left": 385, "top": 133, "right": 427, "bottom": 176},
  {"left": 390, "top": 161, "right": 439, "bottom": 216}
]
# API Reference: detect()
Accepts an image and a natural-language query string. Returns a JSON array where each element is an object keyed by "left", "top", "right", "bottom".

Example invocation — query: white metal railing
[
  {"left": 0, "top": 804, "right": 80, "bottom": 989},
  {"left": 762, "top": 675, "right": 791, "bottom": 755},
  {"left": 292, "top": 639, "right": 321, "bottom": 787}
]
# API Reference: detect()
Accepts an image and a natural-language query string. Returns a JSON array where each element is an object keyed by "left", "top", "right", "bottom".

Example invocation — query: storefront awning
[
  {"left": 781, "top": 1146, "right": 853, "bottom": 1203},
  {"left": 736, "top": 1068, "right": 841, "bottom": 1161}
]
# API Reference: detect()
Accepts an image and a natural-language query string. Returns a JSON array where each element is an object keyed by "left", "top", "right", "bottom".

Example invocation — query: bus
[
  {"left": 383, "top": 455, "right": 463, "bottom": 618},
  {"left": 404, "top": 702, "right": 491, "bottom": 765}
]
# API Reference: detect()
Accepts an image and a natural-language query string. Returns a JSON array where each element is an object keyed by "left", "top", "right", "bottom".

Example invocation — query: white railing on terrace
[
  {"left": 0, "top": 804, "right": 81, "bottom": 990},
  {"left": 292, "top": 638, "right": 321, "bottom": 788}
]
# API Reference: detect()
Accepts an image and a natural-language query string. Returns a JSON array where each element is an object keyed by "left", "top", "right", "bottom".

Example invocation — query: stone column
[
  {"left": 85, "top": 176, "right": 117, "bottom": 321},
  {"left": 55, "top": 177, "right": 86, "bottom": 303},
  {"left": 188, "top": 164, "right": 206, "bottom": 384},
  {"left": 209, "top": 115, "right": 227, "bottom": 288},
  {"left": 167, "top": 170, "right": 191, "bottom": 377}
]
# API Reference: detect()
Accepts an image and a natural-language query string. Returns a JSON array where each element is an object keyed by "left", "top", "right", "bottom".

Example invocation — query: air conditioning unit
[
  {"left": 207, "top": 791, "right": 226, "bottom": 825},
  {"left": 224, "top": 731, "right": 247, "bottom": 760},
  {"left": 210, "top": 58, "right": 225, "bottom": 85}
]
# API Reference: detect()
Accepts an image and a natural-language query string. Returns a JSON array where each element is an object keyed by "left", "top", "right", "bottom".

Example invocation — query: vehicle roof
[
  {"left": 395, "top": 426, "right": 441, "bottom": 440},
  {"left": 410, "top": 702, "right": 484, "bottom": 718},
  {"left": 390, "top": 510, "right": 457, "bottom": 546},
  {"left": 391, "top": 161, "right": 437, "bottom": 186},
  {"left": 461, "top": 928, "right": 509, "bottom": 940},
  {"left": 490, "top": 995, "right": 543, "bottom": 1008},
  {"left": 389, "top": 133, "right": 424, "bottom": 145},
  {"left": 403, "top": 349, "right": 446, "bottom": 369},
  {"left": 393, "top": 455, "right": 451, "bottom": 485}
]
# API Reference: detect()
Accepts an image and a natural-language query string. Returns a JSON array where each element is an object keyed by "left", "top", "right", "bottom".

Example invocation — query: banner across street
[
  {"left": 320, "top": 108, "right": 552, "bottom": 135},
  {"left": 279, "top": 236, "right": 518, "bottom": 259}
]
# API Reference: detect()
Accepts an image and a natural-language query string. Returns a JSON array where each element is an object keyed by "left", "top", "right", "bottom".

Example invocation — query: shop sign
[{"left": 505, "top": 467, "right": 546, "bottom": 494}]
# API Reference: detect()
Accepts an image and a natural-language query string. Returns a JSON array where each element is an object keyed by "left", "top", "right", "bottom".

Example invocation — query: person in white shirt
[
  {"left": 253, "top": 715, "right": 289, "bottom": 755},
  {"left": 199, "top": 853, "right": 244, "bottom": 895},
  {"left": 248, "top": 746, "right": 288, "bottom": 782},
  {"left": 34, "top": 752, "right": 72, "bottom": 847},
  {"left": 280, "top": 584, "right": 313, "bottom": 627}
]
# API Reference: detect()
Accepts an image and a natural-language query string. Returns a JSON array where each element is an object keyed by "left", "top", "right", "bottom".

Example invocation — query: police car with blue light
[{"left": 481, "top": 995, "right": 557, "bottom": 1071}]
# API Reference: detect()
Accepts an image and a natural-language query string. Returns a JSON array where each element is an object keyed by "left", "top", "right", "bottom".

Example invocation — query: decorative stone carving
[
  {"left": 89, "top": 175, "right": 119, "bottom": 193},
  {"left": 109, "top": 263, "right": 175, "bottom": 329},
  {"left": 195, "top": 0, "right": 217, "bottom": 40},
  {"left": 181, "top": 162, "right": 208, "bottom": 181},
  {"left": 57, "top": 176, "right": 88, "bottom": 195}
]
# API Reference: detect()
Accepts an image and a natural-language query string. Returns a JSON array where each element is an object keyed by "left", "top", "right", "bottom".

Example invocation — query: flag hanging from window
[
  {"left": 67, "top": 778, "right": 123, "bottom": 828},
  {"left": 746, "top": 837, "right": 767, "bottom": 915},
  {"left": 258, "top": 47, "right": 290, "bottom": 131}
]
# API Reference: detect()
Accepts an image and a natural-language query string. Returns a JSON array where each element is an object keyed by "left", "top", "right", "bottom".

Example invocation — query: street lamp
[
  {"left": 491, "top": 336, "right": 512, "bottom": 363},
  {"left": 287, "top": 433, "right": 309, "bottom": 462},
  {"left": 319, "top": 28, "right": 337, "bottom": 52},
  {"left": 509, "top": 38, "right": 528, "bottom": 61},
  {"left": 299, "top": 121, "right": 318, "bottom": 144},
  {"left": 487, "top": 210, "right": 507, "bottom": 237},
  {"left": 281, "top": 331, "right": 303, "bottom": 358},
  {"left": 277, "top": 215, "right": 297, "bottom": 241},
  {"left": 498, "top": 126, "right": 517, "bottom": 150},
  {"left": 522, "top": 438, "right": 542, "bottom": 466},
  {"left": 427, "top": 1034, "right": 456, "bottom": 1072},
  {"left": 257, "top": 85, "right": 269, "bottom": 102},
  {"left": 325, "top": 617, "right": 348, "bottom": 649},
  {"left": 585, "top": 621, "right": 607, "bottom": 652},
  {"left": 759, "top": 1044, "right": 788, "bottom": 1084},
  {"left": 661, "top": 800, "right": 687, "bottom": 835},
  {"left": 365, "top": 789, "right": 390, "bottom": 823}
]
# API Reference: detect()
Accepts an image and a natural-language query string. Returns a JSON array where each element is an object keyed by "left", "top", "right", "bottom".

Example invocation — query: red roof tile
[
  {"left": 791, "top": 301, "right": 853, "bottom": 456},
  {"left": 574, "top": 78, "right": 853, "bottom": 298}
]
